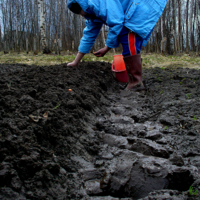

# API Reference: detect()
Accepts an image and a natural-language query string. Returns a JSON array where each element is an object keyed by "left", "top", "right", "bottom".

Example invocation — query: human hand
[
  {"left": 93, "top": 46, "right": 111, "bottom": 57},
  {"left": 67, "top": 52, "right": 85, "bottom": 67},
  {"left": 67, "top": 61, "right": 79, "bottom": 67}
]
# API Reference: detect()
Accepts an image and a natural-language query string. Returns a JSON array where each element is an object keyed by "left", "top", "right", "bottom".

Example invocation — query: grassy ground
[{"left": 0, "top": 51, "right": 200, "bottom": 69}]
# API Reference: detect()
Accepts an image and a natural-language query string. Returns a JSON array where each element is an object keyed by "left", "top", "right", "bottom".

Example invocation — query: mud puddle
[{"left": 0, "top": 62, "right": 200, "bottom": 199}]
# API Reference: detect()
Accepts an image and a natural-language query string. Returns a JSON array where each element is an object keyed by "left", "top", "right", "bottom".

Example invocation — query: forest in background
[{"left": 0, "top": 0, "right": 199, "bottom": 55}]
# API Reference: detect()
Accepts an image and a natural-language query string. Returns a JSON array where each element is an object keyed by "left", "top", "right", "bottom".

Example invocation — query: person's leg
[
  {"left": 118, "top": 27, "right": 143, "bottom": 56},
  {"left": 118, "top": 27, "right": 144, "bottom": 90}
]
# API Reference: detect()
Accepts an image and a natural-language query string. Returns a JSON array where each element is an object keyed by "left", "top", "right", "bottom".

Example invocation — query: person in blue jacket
[{"left": 67, "top": 0, "right": 167, "bottom": 90}]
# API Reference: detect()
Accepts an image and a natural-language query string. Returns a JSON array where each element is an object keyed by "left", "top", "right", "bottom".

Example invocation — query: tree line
[{"left": 0, "top": 0, "right": 199, "bottom": 55}]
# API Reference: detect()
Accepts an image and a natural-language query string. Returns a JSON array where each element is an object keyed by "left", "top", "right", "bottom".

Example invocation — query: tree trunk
[
  {"left": 47, "top": 0, "right": 53, "bottom": 50},
  {"left": 195, "top": 0, "right": 199, "bottom": 54},
  {"left": 55, "top": 0, "right": 60, "bottom": 54},
  {"left": 154, "top": 25, "right": 159, "bottom": 53},
  {"left": 38, "top": 0, "right": 51, "bottom": 54},
  {"left": 189, "top": 0, "right": 194, "bottom": 51},
  {"left": 186, "top": 0, "right": 189, "bottom": 53},
  {"left": 33, "top": 37, "right": 37, "bottom": 54},
  {"left": 73, "top": 14, "right": 79, "bottom": 50},
  {"left": 161, "top": 4, "right": 167, "bottom": 55},
  {"left": 177, "top": 0, "right": 182, "bottom": 53},
  {"left": 161, "top": 37, "right": 166, "bottom": 55},
  {"left": 9, "top": 0, "right": 12, "bottom": 51},
  {"left": 26, "top": 38, "right": 29, "bottom": 54},
  {"left": 16, "top": 0, "right": 19, "bottom": 52},
  {"left": 173, "top": 0, "right": 177, "bottom": 54}
]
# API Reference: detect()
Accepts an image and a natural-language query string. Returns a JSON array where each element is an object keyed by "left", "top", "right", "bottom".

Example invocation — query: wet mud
[{"left": 0, "top": 61, "right": 200, "bottom": 200}]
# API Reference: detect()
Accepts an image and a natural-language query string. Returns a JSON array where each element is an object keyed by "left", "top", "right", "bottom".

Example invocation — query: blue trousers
[{"left": 118, "top": 27, "right": 144, "bottom": 57}]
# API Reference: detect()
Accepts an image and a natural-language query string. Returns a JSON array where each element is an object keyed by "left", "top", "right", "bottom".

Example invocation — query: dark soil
[{"left": 0, "top": 61, "right": 200, "bottom": 200}]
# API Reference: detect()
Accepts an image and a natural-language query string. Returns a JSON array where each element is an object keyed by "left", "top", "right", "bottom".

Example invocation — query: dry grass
[
  {"left": 142, "top": 53, "right": 200, "bottom": 69},
  {"left": 0, "top": 51, "right": 199, "bottom": 69}
]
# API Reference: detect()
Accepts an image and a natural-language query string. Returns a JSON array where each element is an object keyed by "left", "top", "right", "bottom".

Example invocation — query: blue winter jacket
[{"left": 67, "top": 0, "right": 167, "bottom": 54}]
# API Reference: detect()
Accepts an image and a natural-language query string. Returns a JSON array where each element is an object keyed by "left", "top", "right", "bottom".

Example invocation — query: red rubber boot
[{"left": 123, "top": 54, "right": 144, "bottom": 90}]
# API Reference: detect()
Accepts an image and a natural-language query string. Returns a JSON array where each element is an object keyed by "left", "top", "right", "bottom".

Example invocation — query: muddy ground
[{"left": 0, "top": 61, "right": 200, "bottom": 200}]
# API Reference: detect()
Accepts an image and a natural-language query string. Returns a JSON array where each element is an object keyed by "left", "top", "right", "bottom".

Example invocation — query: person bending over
[{"left": 67, "top": 0, "right": 167, "bottom": 90}]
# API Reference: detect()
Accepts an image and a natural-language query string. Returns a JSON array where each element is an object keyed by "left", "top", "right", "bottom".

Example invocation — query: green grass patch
[
  {"left": 164, "top": 126, "right": 168, "bottom": 130},
  {"left": 53, "top": 103, "right": 61, "bottom": 110},
  {"left": 186, "top": 93, "right": 191, "bottom": 99},
  {"left": 0, "top": 51, "right": 199, "bottom": 68},
  {"left": 188, "top": 186, "right": 198, "bottom": 196}
]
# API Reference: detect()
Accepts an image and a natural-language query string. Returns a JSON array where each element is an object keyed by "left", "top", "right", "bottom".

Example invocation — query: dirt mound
[{"left": 0, "top": 62, "right": 200, "bottom": 199}]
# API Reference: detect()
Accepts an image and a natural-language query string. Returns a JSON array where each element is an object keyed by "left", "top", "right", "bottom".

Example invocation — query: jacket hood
[{"left": 67, "top": 0, "right": 89, "bottom": 13}]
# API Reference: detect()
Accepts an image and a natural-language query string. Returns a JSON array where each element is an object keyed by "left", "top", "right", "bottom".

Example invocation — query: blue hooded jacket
[{"left": 67, "top": 0, "right": 167, "bottom": 54}]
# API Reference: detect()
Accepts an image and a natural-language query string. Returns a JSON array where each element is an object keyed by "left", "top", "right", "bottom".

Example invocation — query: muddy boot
[{"left": 123, "top": 54, "right": 144, "bottom": 90}]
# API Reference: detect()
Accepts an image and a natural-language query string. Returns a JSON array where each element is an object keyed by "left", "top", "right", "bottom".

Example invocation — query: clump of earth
[{"left": 0, "top": 61, "right": 200, "bottom": 200}]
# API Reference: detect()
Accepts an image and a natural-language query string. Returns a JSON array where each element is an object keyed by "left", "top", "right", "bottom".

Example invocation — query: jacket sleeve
[
  {"left": 78, "top": 20, "right": 103, "bottom": 54},
  {"left": 105, "top": 0, "right": 124, "bottom": 48}
]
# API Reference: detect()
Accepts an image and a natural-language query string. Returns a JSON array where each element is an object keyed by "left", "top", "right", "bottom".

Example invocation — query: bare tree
[
  {"left": 195, "top": 0, "right": 199, "bottom": 54},
  {"left": 38, "top": 0, "right": 51, "bottom": 53},
  {"left": 16, "top": 0, "right": 19, "bottom": 52},
  {"left": 0, "top": 0, "right": 198, "bottom": 54},
  {"left": 172, "top": 0, "right": 177, "bottom": 53},
  {"left": 177, "top": 0, "right": 182, "bottom": 53},
  {"left": 34, "top": 0, "right": 39, "bottom": 52},
  {"left": 189, "top": 0, "right": 194, "bottom": 51},
  {"left": 186, "top": 0, "right": 189, "bottom": 53}
]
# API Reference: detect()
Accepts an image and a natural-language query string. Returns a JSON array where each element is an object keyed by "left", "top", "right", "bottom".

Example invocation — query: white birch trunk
[
  {"left": 58, "top": 39, "right": 62, "bottom": 52},
  {"left": 161, "top": 14, "right": 163, "bottom": 40},
  {"left": 195, "top": 0, "right": 199, "bottom": 54},
  {"left": 189, "top": 0, "right": 194, "bottom": 51},
  {"left": 16, "top": 0, "right": 19, "bottom": 49},
  {"left": 38, "top": 0, "right": 47, "bottom": 50},
  {"left": 186, "top": 0, "right": 189, "bottom": 53},
  {"left": 177, "top": 0, "right": 182, "bottom": 53},
  {"left": 173, "top": 0, "right": 177, "bottom": 53},
  {"left": 161, "top": 37, "right": 166, "bottom": 55}
]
